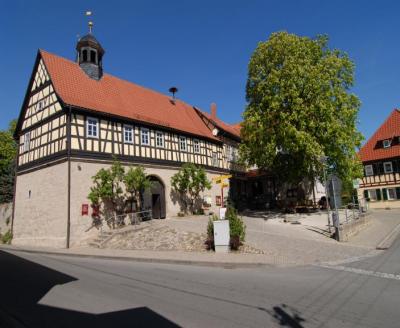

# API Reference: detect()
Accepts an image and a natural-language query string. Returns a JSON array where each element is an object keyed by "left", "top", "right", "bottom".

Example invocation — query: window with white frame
[
  {"left": 387, "top": 188, "right": 396, "bottom": 200},
  {"left": 226, "top": 145, "right": 232, "bottom": 161},
  {"left": 384, "top": 162, "right": 393, "bottom": 173},
  {"left": 23, "top": 132, "right": 31, "bottom": 152},
  {"left": 227, "top": 145, "right": 236, "bottom": 162},
  {"left": 365, "top": 165, "right": 373, "bottom": 176},
  {"left": 141, "top": 128, "right": 149, "bottom": 145},
  {"left": 87, "top": 117, "right": 98, "bottom": 138},
  {"left": 156, "top": 131, "right": 164, "bottom": 148},
  {"left": 232, "top": 147, "right": 238, "bottom": 162},
  {"left": 124, "top": 125, "right": 133, "bottom": 143},
  {"left": 193, "top": 139, "right": 200, "bottom": 153},
  {"left": 212, "top": 152, "right": 218, "bottom": 167},
  {"left": 383, "top": 139, "right": 391, "bottom": 148},
  {"left": 179, "top": 136, "right": 187, "bottom": 151},
  {"left": 368, "top": 189, "right": 377, "bottom": 201}
]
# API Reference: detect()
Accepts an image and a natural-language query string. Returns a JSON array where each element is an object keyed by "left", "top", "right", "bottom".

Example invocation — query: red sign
[
  {"left": 216, "top": 196, "right": 222, "bottom": 206},
  {"left": 81, "top": 204, "right": 89, "bottom": 216}
]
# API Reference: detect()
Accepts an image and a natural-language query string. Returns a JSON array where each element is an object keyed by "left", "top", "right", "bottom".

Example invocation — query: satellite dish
[{"left": 212, "top": 128, "right": 219, "bottom": 136}]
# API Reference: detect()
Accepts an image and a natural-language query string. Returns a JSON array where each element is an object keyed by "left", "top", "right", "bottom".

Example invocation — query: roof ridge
[{"left": 361, "top": 108, "right": 399, "bottom": 150}]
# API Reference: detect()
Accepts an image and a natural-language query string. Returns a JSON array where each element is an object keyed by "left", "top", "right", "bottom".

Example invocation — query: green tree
[
  {"left": 240, "top": 31, "right": 363, "bottom": 193},
  {"left": 0, "top": 119, "right": 17, "bottom": 203},
  {"left": 88, "top": 159, "right": 125, "bottom": 226},
  {"left": 124, "top": 166, "right": 152, "bottom": 212},
  {"left": 171, "top": 163, "right": 211, "bottom": 214}
]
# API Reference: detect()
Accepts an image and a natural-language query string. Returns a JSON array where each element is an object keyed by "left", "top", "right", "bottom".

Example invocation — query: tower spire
[{"left": 85, "top": 11, "right": 93, "bottom": 34}]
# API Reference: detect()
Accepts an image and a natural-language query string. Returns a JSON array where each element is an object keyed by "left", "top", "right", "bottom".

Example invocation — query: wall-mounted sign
[
  {"left": 81, "top": 204, "right": 89, "bottom": 216},
  {"left": 216, "top": 196, "right": 222, "bottom": 206}
]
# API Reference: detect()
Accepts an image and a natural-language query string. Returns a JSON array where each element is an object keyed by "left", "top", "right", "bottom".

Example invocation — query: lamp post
[{"left": 319, "top": 156, "right": 331, "bottom": 233}]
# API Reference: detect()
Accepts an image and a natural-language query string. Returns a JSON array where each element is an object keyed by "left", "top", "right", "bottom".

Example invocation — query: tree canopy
[
  {"left": 124, "top": 166, "right": 152, "bottom": 212},
  {"left": 0, "top": 119, "right": 17, "bottom": 203},
  {"left": 171, "top": 163, "right": 211, "bottom": 214},
  {"left": 240, "top": 31, "right": 363, "bottom": 188}
]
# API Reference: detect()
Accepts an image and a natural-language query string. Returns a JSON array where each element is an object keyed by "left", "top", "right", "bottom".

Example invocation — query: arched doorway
[{"left": 143, "top": 175, "right": 166, "bottom": 219}]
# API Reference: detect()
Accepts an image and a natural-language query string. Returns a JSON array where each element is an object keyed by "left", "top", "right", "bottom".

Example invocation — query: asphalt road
[{"left": 1, "top": 237, "right": 400, "bottom": 328}]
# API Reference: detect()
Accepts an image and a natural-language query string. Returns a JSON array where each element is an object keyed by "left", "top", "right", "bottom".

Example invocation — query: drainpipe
[{"left": 66, "top": 105, "right": 72, "bottom": 248}]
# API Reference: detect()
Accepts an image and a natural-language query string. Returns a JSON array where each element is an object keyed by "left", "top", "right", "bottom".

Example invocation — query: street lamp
[{"left": 319, "top": 156, "right": 331, "bottom": 233}]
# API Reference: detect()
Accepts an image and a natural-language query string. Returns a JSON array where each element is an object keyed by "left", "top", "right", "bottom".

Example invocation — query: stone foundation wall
[
  {"left": 338, "top": 215, "right": 371, "bottom": 242},
  {"left": 13, "top": 162, "right": 68, "bottom": 248},
  {"left": 69, "top": 160, "right": 227, "bottom": 247}
]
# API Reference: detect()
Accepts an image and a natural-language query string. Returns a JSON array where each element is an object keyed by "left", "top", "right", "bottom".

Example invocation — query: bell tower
[{"left": 76, "top": 18, "right": 105, "bottom": 80}]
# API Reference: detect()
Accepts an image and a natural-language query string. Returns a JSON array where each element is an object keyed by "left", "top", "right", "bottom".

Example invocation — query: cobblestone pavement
[{"left": 104, "top": 222, "right": 264, "bottom": 254}]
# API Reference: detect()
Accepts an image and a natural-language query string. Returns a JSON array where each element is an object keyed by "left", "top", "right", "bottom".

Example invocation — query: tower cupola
[{"left": 76, "top": 33, "right": 105, "bottom": 80}]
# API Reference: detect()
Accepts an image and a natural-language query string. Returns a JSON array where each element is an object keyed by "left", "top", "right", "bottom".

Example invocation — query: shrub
[
  {"left": 1, "top": 230, "right": 13, "bottom": 244},
  {"left": 206, "top": 215, "right": 218, "bottom": 250},
  {"left": 226, "top": 207, "right": 246, "bottom": 250}
]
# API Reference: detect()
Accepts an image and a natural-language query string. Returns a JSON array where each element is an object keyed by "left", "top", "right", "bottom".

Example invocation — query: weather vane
[{"left": 86, "top": 11, "right": 93, "bottom": 33}]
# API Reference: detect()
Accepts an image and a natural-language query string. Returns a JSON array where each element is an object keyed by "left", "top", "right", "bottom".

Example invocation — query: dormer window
[
  {"left": 383, "top": 139, "right": 391, "bottom": 148},
  {"left": 365, "top": 165, "right": 373, "bottom": 176}
]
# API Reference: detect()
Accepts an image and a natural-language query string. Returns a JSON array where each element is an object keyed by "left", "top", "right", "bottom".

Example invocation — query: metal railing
[
  {"left": 339, "top": 198, "right": 369, "bottom": 225},
  {"left": 98, "top": 210, "right": 153, "bottom": 233}
]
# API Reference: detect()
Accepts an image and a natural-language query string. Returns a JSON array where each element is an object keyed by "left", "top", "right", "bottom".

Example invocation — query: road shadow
[
  {"left": 0, "top": 250, "right": 179, "bottom": 327},
  {"left": 270, "top": 303, "right": 305, "bottom": 328}
]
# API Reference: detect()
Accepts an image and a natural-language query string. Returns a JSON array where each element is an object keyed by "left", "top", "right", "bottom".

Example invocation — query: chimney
[{"left": 211, "top": 103, "right": 217, "bottom": 120}]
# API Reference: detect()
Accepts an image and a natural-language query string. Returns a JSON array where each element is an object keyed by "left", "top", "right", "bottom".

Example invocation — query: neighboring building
[
  {"left": 358, "top": 109, "right": 400, "bottom": 208},
  {"left": 12, "top": 32, "right": 243, "bottom": 248}
]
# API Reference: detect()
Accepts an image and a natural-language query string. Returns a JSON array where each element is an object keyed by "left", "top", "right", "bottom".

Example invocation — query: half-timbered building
[
  {"left": 12, "top": 33, "right": 243, "bottom": 248},
  {"left": 358, "top": 109, "right": 400, "bottom": 208}
]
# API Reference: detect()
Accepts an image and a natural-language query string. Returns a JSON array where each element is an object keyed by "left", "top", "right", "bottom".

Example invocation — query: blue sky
[{"left": 0, "top": 0, "right": 399, "bottom": 142}]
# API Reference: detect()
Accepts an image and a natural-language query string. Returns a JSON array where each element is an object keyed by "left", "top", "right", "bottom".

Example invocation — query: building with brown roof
[
  {"left": 12, "top": 32, "right": 243, "bottom": 248},
  {"left": 358, "top": 109, "right": 400, "bottom": 208}
]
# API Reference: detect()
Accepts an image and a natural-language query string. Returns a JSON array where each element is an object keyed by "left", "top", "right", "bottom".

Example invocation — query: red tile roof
[
  {"left": 195, "top": 110, "right": 241, "bottom": 138},
  {"left": 359, "top": 109, "right": 400, "bottom": 162},
  {"left": 40, "top": 49, "right": 231, "bottom": 142}
]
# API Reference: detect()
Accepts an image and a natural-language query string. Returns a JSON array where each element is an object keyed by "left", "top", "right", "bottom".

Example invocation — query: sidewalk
[{"left": 2, "top": 209, "right": 399, "bottom": 269}]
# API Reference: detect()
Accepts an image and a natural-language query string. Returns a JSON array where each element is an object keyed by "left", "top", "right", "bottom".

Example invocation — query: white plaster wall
[
  {"left": 13, "top": 162, "right": 68, "bottom": 248},
  {"left": 358, "top": 186, "right": 400, "bottom": 209}
]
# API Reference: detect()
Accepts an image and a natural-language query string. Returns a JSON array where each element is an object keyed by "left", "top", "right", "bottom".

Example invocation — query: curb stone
[
  {"left": 376, "top": 221, "right": 400, "bottom": 250},
  {"left": 0, "top": 245, "right": 273, "bottom": 269}
]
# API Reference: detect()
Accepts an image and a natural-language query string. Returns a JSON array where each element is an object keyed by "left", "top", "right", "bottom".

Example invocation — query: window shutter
[
  {"left": 382, "top": 188, "right": 388, "bottom": 200},
  {"left": 376, "top": 189, "right": 382, "bottom": 201},
  {"left": 396, "top": 187, "right": 400, "bottom": 200},
  {"left": 363, "top": 190, "right": 369, "bottom": 199}
]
